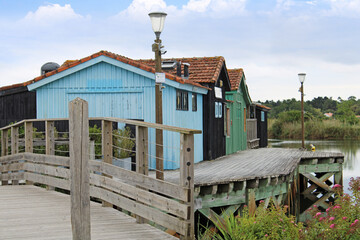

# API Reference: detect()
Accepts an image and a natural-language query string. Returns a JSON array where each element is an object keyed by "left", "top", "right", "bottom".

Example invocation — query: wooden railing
[
  {"left": 0, "top": 98, "right": 199, "bottom": 240},
  {"left": 246, "top": 119, "right": 259, "bottom": 149}
]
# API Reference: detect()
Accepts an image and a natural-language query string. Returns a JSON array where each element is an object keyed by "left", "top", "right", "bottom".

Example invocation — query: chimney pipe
[
  {"left": 176, "top": 61, "right": 181, "bottom": 77},
  {"left": 183, "top": 63, "right": 190, "bottom": 79}
]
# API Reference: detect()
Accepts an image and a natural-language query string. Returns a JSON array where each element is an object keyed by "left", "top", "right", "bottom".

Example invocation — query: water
[{"left": 269, "top": 139, "right": 360, "bottom": 194}]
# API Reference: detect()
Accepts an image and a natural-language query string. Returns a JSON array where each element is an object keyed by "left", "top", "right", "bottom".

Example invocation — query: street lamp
[
  {"left": 298, "top": 73, "right": 306, "bottom": 149},
  {"left": 149, "top": 12, "right": 167, "bottom": 180}
]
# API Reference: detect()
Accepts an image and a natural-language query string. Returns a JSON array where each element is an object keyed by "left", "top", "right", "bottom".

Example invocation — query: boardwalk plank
[{"left": 0, "top": 185, "right": 176, "bottom": 240}]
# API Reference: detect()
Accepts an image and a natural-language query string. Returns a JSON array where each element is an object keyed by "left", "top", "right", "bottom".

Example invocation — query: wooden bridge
[
  {"left": 0, "top": 98, "right": 344, "bottom": 239},
  {"left": 0, "top": 98, "right": 197, "bottom": 239}
]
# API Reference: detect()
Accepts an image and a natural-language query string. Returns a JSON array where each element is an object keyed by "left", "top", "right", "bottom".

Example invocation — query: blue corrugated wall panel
[{"left": 35, "top": 61, "right": 203, "bottom": 169}]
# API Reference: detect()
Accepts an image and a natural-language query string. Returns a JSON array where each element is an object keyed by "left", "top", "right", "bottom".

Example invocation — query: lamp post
[
  {"left": 149, "top": 12, "right": 167, "bottom": 180},
  {"left": 298, "top": 73, "right": 306, "bottom": 149}
]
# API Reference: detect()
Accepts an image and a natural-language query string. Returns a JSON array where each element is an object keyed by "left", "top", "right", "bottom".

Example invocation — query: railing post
[
  {"left": 180, "top": 133, "right": 195, "bottom": 240},
  {"left": 69, "top": 98, "right": 91, "bottom": 240},
  {"left": 11, "top": 126, "right": 19, "bottom": 185},
  {"left": 45, "top": 121, "right": 55, "bottom": 190},
  {"left": 101, "top": 120, "right": 113, "bottom": 207},
  {"left": 1, "top": 129, "right": 9, "bottom": 185},
  {"left": 25, "top": 121, "right": 33, "bottom": 185},
  {"left": 135, "top": 126, "right": 148, "bottom": 224}
]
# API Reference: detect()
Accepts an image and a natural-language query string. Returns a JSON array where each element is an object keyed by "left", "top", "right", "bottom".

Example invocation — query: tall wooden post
[
  {"left": 180, "top": 133, "right": 194, "bottom": 240},
  {"left": 136, "top": 126, "right": 149, "bottom": 223},
  {"left": 69, "top": 98, "right": 91, "bottom": 240},
  {"left": 1, "top": 130, "right": 9, "bottom": 185},
  {"left": 101, "top": 120, "right": 113, "bottom": 207},
  {"left": 154, "top": 37, "right": 164, "bottom": 180},
  {"left": 25, "top": 122, "right": 33, "bottom": 185},
  {"left": 45, "top": 121, "right": 55, "bottom": 190},
  {"left": 11, "top": 126, "right": 19, "bottom": 185}
]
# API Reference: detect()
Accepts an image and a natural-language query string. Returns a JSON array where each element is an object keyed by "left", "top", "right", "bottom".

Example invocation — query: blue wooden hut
[{"left": 26, "top": 51, "right": 208, "bottom": 169}]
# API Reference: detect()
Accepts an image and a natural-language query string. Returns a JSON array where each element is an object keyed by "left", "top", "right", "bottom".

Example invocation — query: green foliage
[
  {"left": 269, "top": 119, "right": 360, "bottom": 140},
  {"left": 200, "top": 178, "right": 360, "bottom": 240},
  {"left": 304, "top": 178, "right": 360, "bottom": 240},
  {"left": 336, "top": 101, "right": 359, "bottom": 125},
  {"left": 113, "top": 127, "right": 135, "bottom": 159},
  {"left": 201, "top": 201, "right": 302, "bottom": 240}
]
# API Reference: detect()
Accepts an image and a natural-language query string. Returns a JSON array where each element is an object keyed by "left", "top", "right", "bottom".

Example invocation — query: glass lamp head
[
  {"left": 298, "top": 73, "right": 306, "bottom": 84},
  {"left": 148, "top": 12, "right": 167, "bottom": 38}
]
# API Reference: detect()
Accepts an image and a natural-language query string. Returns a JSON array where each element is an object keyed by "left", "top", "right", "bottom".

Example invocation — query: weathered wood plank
[
  {"left": 102, "top": 120, "right": 113, "bottom": 208},
  {"left": 180, "top": 133, "right": 195, "bottom": 239},
  {"left": 0, "top": 162, "right": 24, "bottom": 172},
  {"left": 23, "top": 162, "right": 70, "bottom": 179},
  {"left": 0, "top": 172, "right": 24, "bottom": 181},
  {"left": 90, "top": 185, "right": 189, "bottom": 236},
  {"left": 301, "top": 173, "right": 333, "bottom": 192},
  {"left": 23, "top": 152, "right": 70, "bottom": 167},
  {"left": 89, "top": 173, "right": 189, "bottom": 219},
  {"left": 11, "top": 126, "right": 19, "bottom": 185},
  {"left": 25, "top": 122, "right": 33, "bottom": 153},
  {"left": 69, "top": 98, "right": 91, "bottom": 240},
  {"left": 24, "top": 172, "right": 70, "bottom": 190},
  {"left": 46, "top": 121, "right": 55, "bottom": 155},
  {"left": 89, "top": 160, "right": 189, "bottom": 202},
  {"left": 0, "top": 185, "right": 177, "bottom": 240}
]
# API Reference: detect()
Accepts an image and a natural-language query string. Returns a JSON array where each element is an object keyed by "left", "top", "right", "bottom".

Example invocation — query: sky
[{"left": 0, "top": 0, "right": 359, "bottom": 101}]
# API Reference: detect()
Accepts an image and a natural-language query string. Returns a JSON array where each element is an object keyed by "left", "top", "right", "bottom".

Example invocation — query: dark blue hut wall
[{"left": 0, "top": 86, "right": 36, "bottom": 128}]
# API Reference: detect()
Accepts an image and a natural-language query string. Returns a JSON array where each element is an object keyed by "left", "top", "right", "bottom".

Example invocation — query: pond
[{"left": 269, "top": 139, "right": 360, "bottom": 195}]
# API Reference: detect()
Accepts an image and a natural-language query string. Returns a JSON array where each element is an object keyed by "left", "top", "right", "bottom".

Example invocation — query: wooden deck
[
  {"left": 158, "top": 148, "right": 344, "bottom": 186},
  {"left": 0, "top": 185, "right": 177, "bottom": 240}
]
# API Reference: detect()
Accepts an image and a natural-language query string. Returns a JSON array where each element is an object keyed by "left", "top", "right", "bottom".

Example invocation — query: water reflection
[{"left": 269, "top": 139, "right": 360, "bottom": 194}]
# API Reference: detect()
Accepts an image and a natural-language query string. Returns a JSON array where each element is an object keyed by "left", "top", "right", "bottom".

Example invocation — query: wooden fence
[{"left": 0, "top": 98, "right": 199, "bottom": 240}]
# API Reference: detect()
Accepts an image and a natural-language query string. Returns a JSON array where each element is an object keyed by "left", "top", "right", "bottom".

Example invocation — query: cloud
[
  {"left": 24, "top": 4, "right": 85, "bottom": 23},
  {"left": 115, "top": 0, "right": 247, "bottom": 21},
  {"left": 113, "top": 0, "right": 178, "bottom": 21},
  {"left": 324, "top": 0, "right": 360, "bottom": 17}
]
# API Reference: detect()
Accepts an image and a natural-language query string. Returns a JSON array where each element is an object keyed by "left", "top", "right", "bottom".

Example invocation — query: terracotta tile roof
[
  {"left": 0, "top": 50, "right": 209, "bottom": 92},
  {"left": 228, "top": 68, "right": 244, "bottom": 91},
  {"left": 137, "top": 56, "right": 225, "bottom": 84}
]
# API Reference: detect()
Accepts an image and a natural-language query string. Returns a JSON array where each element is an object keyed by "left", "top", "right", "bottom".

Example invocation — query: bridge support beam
[{"left": 69, "top": 98, "right": 91, "bottom": 240}]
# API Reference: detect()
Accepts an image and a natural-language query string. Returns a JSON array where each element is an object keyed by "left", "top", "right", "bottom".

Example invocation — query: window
[
  {"left": 192, "top": 93, "right": 197, "bottom": 111},
  {"left": 261, "top": 111, "right": 265, "bottom": 122},
  {"left": 215, "top": 102, "right": 222, "bottom": 118},
  {"left": 176, "top": 90, "right": 188, "bottom": 111}
]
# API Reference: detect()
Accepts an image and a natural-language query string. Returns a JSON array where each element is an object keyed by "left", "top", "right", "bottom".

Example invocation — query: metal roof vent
[
  {"left": 161, "top": 60, "right": 177, "bottom": 69},
  {"left": 41, "top": 62, "right": 60, "bottom": 75}
]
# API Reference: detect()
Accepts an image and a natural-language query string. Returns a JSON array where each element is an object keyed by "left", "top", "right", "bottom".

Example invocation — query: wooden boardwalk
[
  {"left": 158, "top": 148, "right": 344, "bottom": 186},
  {"left": 0, "top": 185, "right": 177, "bottom": 240}
]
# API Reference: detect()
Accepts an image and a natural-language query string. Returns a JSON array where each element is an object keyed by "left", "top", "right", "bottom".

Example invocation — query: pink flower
[
  {"left": 332, "top": 184, "right": 342, "bottom": 189},
  {"left": 351, "top": 223, "right": 356, "bottom": 227},
  {"left": 326, "top": 208, "right": 331, "bottom": 212},
  {"left": 330, "top": 224, "right": 335, "bottom": 229},
  {"left": 319, "top": 217, "right": 325, "bottom": 221},
  {"left": 284, "top": 205, "right": 289, "bottom": 209},
  {"left": 343, "top": 217, "right": 348, "bottom": 220},
  {"left": 254, "top": 221, "right": 257, "bottom": 224},
  {"left": 283, "top": 229, "right": 286, "bottom": 232},
  {"left": 260, "top": 200, "right": 264, "bottom": 203},
  {"left": 279, "top": 218, "right": 283, "bottom": 222},
  {"left": 265, "top": 234, "right": 268, "bottom": 237},
  {"left": 329, "top": 217, "right": 335, "bottom": 221},
  {"left": 333, "top": 205, "right": 341, "bottom": 209},
  {"left": 354, "top": 219, "right": 359, "bottom": 224},
  {"left": 316, "top": 212, "right": 322, "bottom": 217},
  {"left": 313, "top": 205, "right": 317, "bottom": 208}
]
